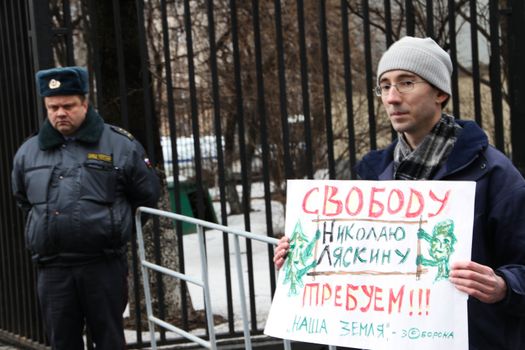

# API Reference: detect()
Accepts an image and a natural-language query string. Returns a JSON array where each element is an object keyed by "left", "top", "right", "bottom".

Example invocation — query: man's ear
[{"left": 436, "top": 90, "right": 449, "bottom": 105}]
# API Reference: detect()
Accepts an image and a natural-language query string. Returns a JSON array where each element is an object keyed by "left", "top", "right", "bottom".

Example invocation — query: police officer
[{"left": 12, "top": 66, "right": 160, "bottom": 350}]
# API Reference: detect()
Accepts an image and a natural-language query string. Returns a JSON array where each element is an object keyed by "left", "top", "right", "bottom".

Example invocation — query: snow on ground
[{"left": 183, "top": 184, "right": 285, "bottom": 329}]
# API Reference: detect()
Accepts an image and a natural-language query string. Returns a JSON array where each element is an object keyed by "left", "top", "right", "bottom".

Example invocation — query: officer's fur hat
[{"left": 35, "top": 66, "right": 89, "bottom": 97}]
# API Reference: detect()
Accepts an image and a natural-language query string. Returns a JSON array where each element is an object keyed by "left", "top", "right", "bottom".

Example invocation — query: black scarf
[{"left": 393, "top": 114, "right": 462, "bottom": 180}]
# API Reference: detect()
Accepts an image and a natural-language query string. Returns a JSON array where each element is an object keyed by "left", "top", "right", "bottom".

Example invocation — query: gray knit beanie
[{"left": 377, "top": 36, "right": 452, "bottom": 96}]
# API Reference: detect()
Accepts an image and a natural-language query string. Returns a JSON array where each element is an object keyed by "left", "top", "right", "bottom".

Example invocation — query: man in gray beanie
[
  {"left": 12, "top": 67, "right": 160, "bottom": 349},
  {"left": 274, "top": 36, "right": 525, "bottom": 350}
]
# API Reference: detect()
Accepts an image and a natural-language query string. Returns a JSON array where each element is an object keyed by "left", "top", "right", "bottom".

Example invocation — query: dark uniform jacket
[
  {"left": 12, "top": 106, "right": 160, "bottom": 264},
  {"left": 356, "top": 119, "right": 525, "bottom": 350}
]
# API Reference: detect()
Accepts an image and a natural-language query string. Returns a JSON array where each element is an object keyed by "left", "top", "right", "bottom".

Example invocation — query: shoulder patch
[{"left": 110, "top": 126, "right": 135, "bottom": 140}]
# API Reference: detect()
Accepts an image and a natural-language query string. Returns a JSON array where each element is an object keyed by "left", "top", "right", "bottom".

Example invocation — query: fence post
[
  {"left": 509, "top": 0, "right": 525, "bottom": 175},
  {"left": 27, "top": 0, "right": 54, "bottom": 124},
  {"left": 27, "top": 0, "right": 53, "bottom": 70}
]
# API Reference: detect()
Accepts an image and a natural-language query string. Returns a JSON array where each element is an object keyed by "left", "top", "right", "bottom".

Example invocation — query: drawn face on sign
[
  {"left": 430, "top": 220, "right": 456, "bottom": 261},
  {"left": 430, "top": 232, "right": 454, "bottom": 261}
]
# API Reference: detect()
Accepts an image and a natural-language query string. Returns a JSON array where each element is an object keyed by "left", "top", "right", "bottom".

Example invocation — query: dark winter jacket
[
  {"left": 12, "top": 106, "right": 160, "bottom": 264},
  {"left": 356, "top": 119, "right": 525, "bottom": 350}
]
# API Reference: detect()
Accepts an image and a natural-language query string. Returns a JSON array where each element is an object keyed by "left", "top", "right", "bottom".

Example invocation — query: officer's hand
[
  {"left": 449, "top": 261, "right": 507, "bottom": 304},
  {"left": 273, "top": 236, "right": 290, "bottom": 270},
  {"left": 417, "top": 228, "right": 426, "bottom": 239}
]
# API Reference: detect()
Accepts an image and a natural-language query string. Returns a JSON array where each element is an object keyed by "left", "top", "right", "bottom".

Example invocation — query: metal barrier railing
[
  {"left": 135, "top": 206, "right": 314, "bottom": 350},
  {"left": 135, "top": 207, "right": 216, "bottom": 349}
]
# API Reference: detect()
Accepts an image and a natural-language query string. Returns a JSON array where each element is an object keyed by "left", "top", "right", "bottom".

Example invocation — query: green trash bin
[{"left": 167, "top": 181, "right": 217, "bottom": 234}]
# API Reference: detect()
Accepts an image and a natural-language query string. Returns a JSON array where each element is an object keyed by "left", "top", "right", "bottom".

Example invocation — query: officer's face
[{"left": 44, "top": 95, "right": 88, "bottom": 136}]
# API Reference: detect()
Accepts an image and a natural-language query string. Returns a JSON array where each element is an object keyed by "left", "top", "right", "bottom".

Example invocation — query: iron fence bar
[
  {"left": 319, "top": 0, "right": 336, "bottom": 179},
  {"left": 0, "top": 144, "right": 6, "bottom": 333},
  {"left": 384, "top": 0, "right": 393, "bottom": 47},
  {"left": 362, "top": 0, "right": 377, "bottom": 151},
  {"left": 1, "top": 1, "right": 11, "bottom": 334},
  {"left": 111, "top": 0, "right": 130, "bottom": 129},
  {"left": 86, "top": 0, "right": 103, "bottom": 111},
  {"left": 426, "top": 0, "right": 434, "bottom": 37},
  {"left": 257, "top": 0, "right": 282, "bottom": 318},
  {"left": 134, "top": 0, "right": 157, "bottom": 165},
  {"left": 61, "top": 0, "right": 75, "bottom": 66},
  {"left": 448, "top": 0, "right": 461, "bottom": 119},
  {"left": 218, "top": 220, "right": 235, "bottom": 333},
  {"left": 340, "top": 0, "right": 357, "bottom": 180},
  {"left": 488, "top": 0, "right": 505, "bottom": 151},
  {"left": 9, "top": 0, "right": 29, "bottom": 338},
  {"left": 2, "top": 2, "right": 21, "bottom": 336},
  {"left": 508, "top": 0, "right": 525, "bottom": 174},
  {"left": 382, "top": 0, "right": 397, "bottom": 141},
  {"left": 251, "top": 0, "right": 271, "bottom": 331},
  {"left": 15, "top": 0, "right": 35, "bottom": 138},
  {"left": 134, "top": 0, "right": 167, "bottom": 343},
  {"left": 405, "top": 0, "right": 415, "bottom": 36},
  {"left": 296, "top": 0, "right": 314, "bottom": 179},
  {"left": 229, "top": 3, "right": 255, "bottom": 334},
  {"left": 0, "top": 13, "right": 9, "bottom": 327},
  {"left": 229, "top": 0, "right": 251, "bottom": 336},
  {"left": 469, "top": 0, "right": 482, "bottom": 126},
  {"left": 183, "top": 0, "right": 206, "bottom": 224},
  {"left": 206, "top": 0, "right": 235, "bottom": 334},
  {"left": 229, "top": 0, "right": 249, "bottom": 218},
  {"left": 274, "top": 0, "right": 294, "bottom": 180},
  {"left": 119, "top": 0, "right": 143, "bottom": 344},
  {"left": 161, "top": 0, "right": 189, "bottom": 328},
  {"left": 27, "top": 0, "right": 53, "bottom": 73},
  {"left": 5, "top": 1, "right": 45, "bottom": 342},
  {"left": 159, "top": 0, "right": 189, "bottom": 332},
  {"left": 28, "top": 0, "right": 48, "bottom": 333}
]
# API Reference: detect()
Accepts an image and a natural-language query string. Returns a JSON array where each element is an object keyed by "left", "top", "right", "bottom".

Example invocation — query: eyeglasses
[{"left": 374, "top": 80, "right": 427, "bottom": 96}]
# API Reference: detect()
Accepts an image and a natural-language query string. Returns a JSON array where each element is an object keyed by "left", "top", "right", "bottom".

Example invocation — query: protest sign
[{"left": 264, "top": 179, "right": 476, "bottom": 350}]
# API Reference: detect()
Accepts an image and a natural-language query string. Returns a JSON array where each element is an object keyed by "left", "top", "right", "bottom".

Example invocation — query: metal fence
[
  {"left": 135, "top": 207, "right": 276, "bottom": 350},
  {"left": 134, "top": 207, "right": 340, "bottom": 350},
  {"left": 1, "top": 0, "right": 524, "bottom": 349},
  {"left": 0, "top": 1, "right": 47, "bottom": 348}
]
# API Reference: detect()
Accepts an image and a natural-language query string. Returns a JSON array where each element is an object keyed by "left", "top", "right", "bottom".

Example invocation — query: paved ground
[{"left": 0, "top": 339, "right": 21, "bottom": 350}]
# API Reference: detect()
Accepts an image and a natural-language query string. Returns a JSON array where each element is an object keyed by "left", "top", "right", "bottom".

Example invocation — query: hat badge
[{"left": 49, "top": 79, "right": 61, "bottom": 89}]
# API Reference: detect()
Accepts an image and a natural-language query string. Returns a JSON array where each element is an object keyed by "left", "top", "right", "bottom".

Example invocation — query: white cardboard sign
[{"left": 264, "top": 179, "right": 476, "bottom": 350}]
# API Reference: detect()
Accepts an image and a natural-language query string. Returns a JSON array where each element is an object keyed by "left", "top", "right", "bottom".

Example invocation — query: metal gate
[{"left": 1, "top": 0, "right": 525, "bottom": 349}]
